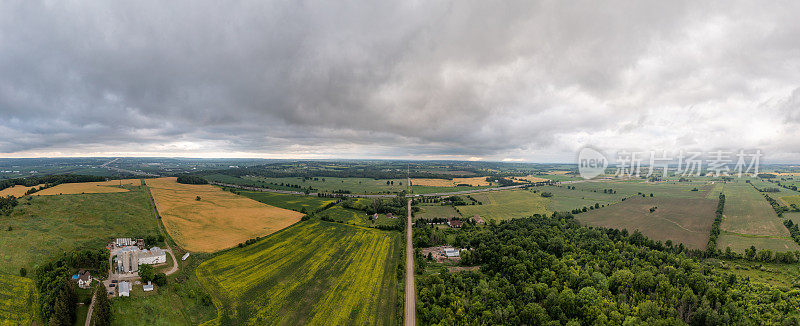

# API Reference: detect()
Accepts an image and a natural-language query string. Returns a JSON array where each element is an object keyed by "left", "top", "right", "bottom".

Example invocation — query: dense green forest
[
  {"left": 416, "top": 217, "right": 800, "bottom": 325},
  {"left": 176, "top": 174, "right": 209, "bottom": 184}
]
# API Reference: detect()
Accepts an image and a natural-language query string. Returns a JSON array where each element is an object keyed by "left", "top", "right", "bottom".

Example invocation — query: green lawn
[
  {"left": 456, "top": 190, "right": 549, "bottom": 221},
  {"left": 415, "top": 205, "right": 461, "bottom": 220},
  {"left": 0, "top": 185, "right": 159, "bottom": 275},
  {"left": 569, "top": 180, "right": 714, "bottom": 199},
  {"left": 196, "top": 221, "right": 402, "bottom": 325},
  {"left": 233, "top": 190, "right": 336, "bottom": 213}
]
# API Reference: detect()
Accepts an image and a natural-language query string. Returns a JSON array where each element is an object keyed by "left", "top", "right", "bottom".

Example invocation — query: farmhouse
[
  {"left": 72, "top": 270, "right": 92, "bottom": 289},
  {"left": 118, "top": 281, "right": 131, "bottom": 297},
  {"left": 447, "top": 218, "right": 463, "bottom": 228}
]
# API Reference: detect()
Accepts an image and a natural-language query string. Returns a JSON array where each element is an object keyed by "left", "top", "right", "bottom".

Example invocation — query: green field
[
  {"left": 234, "top": 190, "right": 336, "bottom": 212},
  {"left": 532, "top": 185, "right": 621, "bottom": 212},
  {"left": 570, "top": 180, "right": 714, "bottom": 199},
  {"left": 207, "top": 174, "right": 490, "bottom": 195},
  {"left": 415, "top": 205, "right": 461, "bottom": 220},
  {"left": 456, "top": 190, "right": 549, "bottom": 221},
  {"left": 0, "top": 274, "right": 37, "bottom": 326},
  {"left": 196, "top": 220, "right": 402, "bottom": 325},
  {"left": 111, "top": 255, "right": 218, "bottom": 325},
  {"left": 717, "top": 181, "right": 799, "bottom": 253},
  {"left": 577, "top": 196, "right": 717, "bottom": 249},
  {"left": 0, "top": 184, "right": 159, "bottom": 275}
]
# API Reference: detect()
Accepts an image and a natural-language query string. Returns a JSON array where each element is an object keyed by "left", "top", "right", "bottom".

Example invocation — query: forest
[{"left": 416, "top": 216, "right": 800, "bottom": 325}]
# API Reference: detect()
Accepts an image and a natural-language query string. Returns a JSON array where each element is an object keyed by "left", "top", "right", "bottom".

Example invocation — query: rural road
[
  {"left": 85, "top": 291, "right": 95, "bottom": 326},
  {"left": 405, "top": 199, "right": 415, "bottom": 326}
]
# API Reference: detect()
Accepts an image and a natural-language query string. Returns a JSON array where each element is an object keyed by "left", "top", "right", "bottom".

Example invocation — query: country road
[{"left": 405, "top": 199, "right": 415, "bottom": 326}]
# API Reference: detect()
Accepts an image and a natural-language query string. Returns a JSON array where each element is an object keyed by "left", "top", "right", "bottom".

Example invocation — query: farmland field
[
  {"left": 0, "top": 184, "right": 42, "bottom": 198},
  {"left": 577, "top": 196, "right": 717, "bottom": 249},
  {"left": 234, "top": 190, "right": 336, "bottom": 212},
  {"left": 209, "top": 175, "right": 491, "bottom": 195},
  {"left": 196, "top": 220, "right": 402, "bottom": 325},
  {"left": 0, "top": 186, "right": 158, "bottom": 275},
  {"left": 533, "top": 185, "right": 621, "bottom": 212},
  {"left": 569, "top": 180, "right": 714, "bottom": 199},
  {"left": 717, "top": 181, "right": 799, "bottom": 253},
  {"left": 415, "top": 205, "right": 461, "bottom": 220},
  {"left": 35, "top": 179, "right": 142, "bottom": 196},
  {"left": 146, "top": 177, "right": 304, "bottom": 253},
  {"left": 456, "top": 190, "right": 549, "bottom": 221},
  {"left": 316, "top": 205, "right": 401, "bottom": 228},
  {"left": 0, "top": 274, "right": 37, "bottom": 326},
  {"left": 411, "top": 176, "right": 493, "bottom": 187}
]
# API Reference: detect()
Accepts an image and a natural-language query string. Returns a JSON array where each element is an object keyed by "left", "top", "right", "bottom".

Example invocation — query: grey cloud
[{"left": 1, "top": 1, "right": 800, "bottom": 160}]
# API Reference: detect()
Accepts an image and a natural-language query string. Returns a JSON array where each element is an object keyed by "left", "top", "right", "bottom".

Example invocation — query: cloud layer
[{"left": 1, "top": 1, "right": 799, "bottom": 161}]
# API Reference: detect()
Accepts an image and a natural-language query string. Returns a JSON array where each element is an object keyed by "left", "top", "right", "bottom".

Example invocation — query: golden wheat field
[
  {"left": 0, "top": 184, "right": 42, "bottom": 198},
  {"left": 146, "top": 177, "right": 303, "bottom": 252},
  {"left": 412, "top": 176, "right": 493, "bottom": 187},
  {"left": 35, "top": 179, "right": 141, "bottom": 195},
  {"left": 513, "top": 175, "right": 550, "bottom": 183}
]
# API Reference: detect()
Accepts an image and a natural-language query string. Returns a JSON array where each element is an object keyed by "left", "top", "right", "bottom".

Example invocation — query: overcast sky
[{"left": 1, "top": 1, "right": 799, "bottom": 162}]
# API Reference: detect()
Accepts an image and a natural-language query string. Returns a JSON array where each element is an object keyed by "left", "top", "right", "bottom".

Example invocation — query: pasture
[
  {"left": 411, "top": 177, "right": 493, "bottom": 187},
  {"left": 234, "top": 190, "right": 336, "bottom": 213},
  {"left": 532, "top": 185, "right": 621, "bottom": 212},
  {"left": 0, "top": 274, "right": 37, "bottom": 326},
  {"left": 226, "top": 175, "right": 491, "bottom": 195},
  {"left": 717, "top": 181, "right": 799, "bottom": 253},
  {"left": 456, "top": 190, "right": 549, "bottom": 221},
  {"left": 196, "top": 221, "right": 402, "bottom": 325},
  {"left": 35, "top": 179, "right": 141, "bottom": 196},
  {"left": 569, "top": 180, "right": 713, "bottom": 199},
  {"left": 146, "top": 177, "right": 303, "bottom": 253},
  {"left": 415, "top": 205, "right": 461, "bottom": 220},
  {"left": 317, "top": 205, "right": 401, "bottom": 228},
  {"left": 510, "top": 175, "right": 550, "bottom": 183},
  {"left": 0, "top": 186, "right": 158, "bottom": 275},
  {"left": 0, "top": 184, "right": 42, "bottom": 198},
  {"left": 577, "top": 196, "right": 717, "bottom": 249}
]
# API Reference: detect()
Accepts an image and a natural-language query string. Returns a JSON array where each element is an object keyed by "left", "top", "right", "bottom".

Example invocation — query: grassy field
[
  {"left": 196, "top": 220, "right": 402, "bottom": 325},
  {"left": 415, "top": 205, "right": 461, "bottom": 220},
  {"left": 316, "top": 205, "right": 401, "bottom": 228},
  {"left": 146, "top": 177, "right": 304, "bottom": 253},
  {"left": 233, "top": 190, "right": 336, "bottom": 213},
  {"left": 0, "top": 274, "right": 37, "bottom": 326},
  {"left": 570, "top": 180, "right": 714, "bottom": 199},
  {"left": 577, "top": 196, "right": 717, "bottom": 249},
  {"left": 456, "top": 190, "right": 549, "bottom": 221},
  {"left": 532, "top": 185, "right": 621, "bottom": 212},
  {"left": 717, "top": 181, "right": 799, "bottom": 253},
  {"left": 0, "top": 184, "right": 42, "bottom": 198},
  {"left": 0, "top": 186, "right": 158, "bottom": 275},
  {"left": 111, "top": 254, "right": 217, "bottom": 325},
  {"left": 36, "top": 179, "right": 141, "bottom": 195},
  {"left": 411, "top": 176, "right": 493, "bottom": 187},
  {"left": 208, "top": 174, "right": 490, "bottom": 195}
]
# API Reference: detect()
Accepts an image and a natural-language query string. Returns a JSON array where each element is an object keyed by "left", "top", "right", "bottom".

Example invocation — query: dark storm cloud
[{"left": 1, "top": 1, "right": 800, "bottom": 160}]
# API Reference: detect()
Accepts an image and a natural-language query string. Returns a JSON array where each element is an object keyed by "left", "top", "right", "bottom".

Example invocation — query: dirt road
[{"left": 405, "top": 199, "right": 415, "bottom": 326}]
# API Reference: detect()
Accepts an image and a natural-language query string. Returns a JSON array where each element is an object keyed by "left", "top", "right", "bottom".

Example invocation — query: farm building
[
  {"left": 447, "top": 219, "right": 463, "bottom": 228},
  {"left": 444, "top": 248, "right": 461, "bottom": 257},
  {"left": 181, "top": 252, "right": 191, "bottom": 261},
  {"left": 115, "top": 246, "right": 167, "bottom": 273},
  {"left": 118, "top": 281, "right": 131, "bottom": 297},
  {"left": 143, "top": 282, "right": 154, "bottom": 292}
]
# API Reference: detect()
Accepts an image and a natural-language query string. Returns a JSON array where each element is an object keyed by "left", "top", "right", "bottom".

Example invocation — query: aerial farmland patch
[
  {"left": 146, "top": 177, "right": 304, "bottom": 252},
  {"left": 0, "top": 274, "right": 37, "bottom": 326},
  {"left": 0, "top": 184, "right": 42, "bottom": 198},
  {"left": 35, "top": 178, "right": 142, "bottom": 196},
  {"left": 456, "top": 190, "right": 549, "bottom": 221},
  {"left": 196, "top": 220, "right": 402, "bottom": 325}
]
